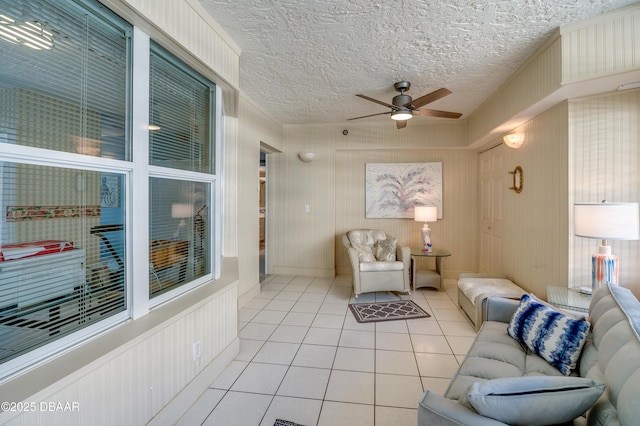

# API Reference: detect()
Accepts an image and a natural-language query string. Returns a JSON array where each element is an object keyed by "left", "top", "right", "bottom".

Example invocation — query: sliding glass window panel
[
  {"left": 149, "top": 177, "right": 210, "bottom": 297},
  {"left": 0, "top": 0, "right": 131, "bottom": 160},
  {"left": 149, "top": 42, "right": 214, "bottom": 173},
  {"left": 0, "top": 162, "right": 126, "bottom": 364}
]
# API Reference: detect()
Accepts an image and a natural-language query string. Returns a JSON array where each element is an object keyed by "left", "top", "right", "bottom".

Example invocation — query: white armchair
[{"left": 342, "top": 229, "right": 411, "bottom": 298}]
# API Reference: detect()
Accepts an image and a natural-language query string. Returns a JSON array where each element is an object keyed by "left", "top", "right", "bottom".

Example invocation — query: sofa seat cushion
[
  {"left": 445, "top": 321, "right": 566, "bottom": 401},
  {"left": 458, "top": 277, "right": 526, "bottom": 307},
  {"left": 359, "top": 261, "right": 404, "bottom": 272},
  {"left": 458, "top": 376, "right": 605, "bottom": 426}
]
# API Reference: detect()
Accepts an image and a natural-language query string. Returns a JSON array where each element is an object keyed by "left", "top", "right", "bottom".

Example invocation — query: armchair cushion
[
  {"left": 352, "top": 243, "right": 376, "bottom": 262},
  {"left": 348, "top": 229, "right": 382, "bottom": 246},
  {"left": 458, "top": 376, "right": 605, "bottom": 426},
  {"left": 359, "top": 261, "right": 404, "bottom": 272}
]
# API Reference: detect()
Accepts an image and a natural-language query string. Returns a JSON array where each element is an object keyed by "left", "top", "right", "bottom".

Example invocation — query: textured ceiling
[{"left": 197, "top": 0, "right": 637, "bottom": 126}]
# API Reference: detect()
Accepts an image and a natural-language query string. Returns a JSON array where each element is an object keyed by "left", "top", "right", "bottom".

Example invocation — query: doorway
[{"left": 479, "top": 144, "right": 505, "bottom": 274}]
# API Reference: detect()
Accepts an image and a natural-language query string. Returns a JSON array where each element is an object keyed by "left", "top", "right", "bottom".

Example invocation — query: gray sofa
[{"left": 418, "top": 283, "right": 640, "bottom": 425}]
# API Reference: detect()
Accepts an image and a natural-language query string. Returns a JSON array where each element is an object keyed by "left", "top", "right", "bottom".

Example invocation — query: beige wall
[
  {"left": 335, "top": 149, "right": 478, "bottom": 276},
  {"left": 501, "top": 103, "right": 570, "bottom": 296},
  {"left": 236, "top": 94, "right": 284, "bottom": 297},
  {"left": 266, "top": 121, "right": 477, "bottom": 279},
  {"left": 569, "top": 90, "right": 640, "bottom": 296}
]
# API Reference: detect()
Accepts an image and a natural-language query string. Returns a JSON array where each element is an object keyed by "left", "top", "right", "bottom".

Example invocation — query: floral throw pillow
[{"left": 374, "top": 238, "right": 397, "bottom": 261}]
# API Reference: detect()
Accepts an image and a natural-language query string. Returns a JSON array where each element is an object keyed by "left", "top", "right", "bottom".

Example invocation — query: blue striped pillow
[{"left": 507, "top": 294, "right": 591, "bottom": 375}]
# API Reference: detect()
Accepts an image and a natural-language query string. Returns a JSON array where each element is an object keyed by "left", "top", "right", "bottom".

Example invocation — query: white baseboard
[{"left": 272, "top": 266, "right": 335, "bottom": 278}]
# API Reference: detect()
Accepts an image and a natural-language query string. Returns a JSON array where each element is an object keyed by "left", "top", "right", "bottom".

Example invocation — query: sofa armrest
[
  {"left": 484, "top": 297, "right": 520, "bottom": 323},
  {"left": 418, "top": 390, "right": 507, "bottom": 426}
]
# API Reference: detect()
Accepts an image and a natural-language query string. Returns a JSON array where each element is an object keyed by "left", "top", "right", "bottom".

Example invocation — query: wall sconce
[
  {"left": 503, "top": 133, "right": 524, "bottom": 149},
  {"left": 414, "top": 206, "right": 438, "bottom": 253},
  {"left": 298, "top": 152, "right": 315, "bottom": 162}
]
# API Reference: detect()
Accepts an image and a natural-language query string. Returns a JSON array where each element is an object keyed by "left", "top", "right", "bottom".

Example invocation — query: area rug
[
  {"left": 274, "top": 419, "right": 305, "bottom": 426},
  {"left": 348, "top": 300, "right": 430, "bottom": 323}
]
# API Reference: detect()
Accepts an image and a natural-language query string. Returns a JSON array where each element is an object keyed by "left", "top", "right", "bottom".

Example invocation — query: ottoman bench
[{"left": 457, "top": 273, "right": 526, "bottom": 331}]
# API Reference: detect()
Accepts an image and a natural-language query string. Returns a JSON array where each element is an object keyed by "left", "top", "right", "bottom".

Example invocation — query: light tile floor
[{"left": 178, "top": 275, "right": 476, "bottom": 426}]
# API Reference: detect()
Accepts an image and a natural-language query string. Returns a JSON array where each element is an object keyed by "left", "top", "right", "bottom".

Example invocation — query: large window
[
  {"left": 0, "top": 0, "right": 131, "bottom": 369},
  {"left": 148, "top": 43, "right": 215, "bottom": 299},
  {"left": 0, "top": 0, "right": 219, "bottom": 379}
]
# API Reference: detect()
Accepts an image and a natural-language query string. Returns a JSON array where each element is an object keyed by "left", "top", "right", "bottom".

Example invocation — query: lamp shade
[
  {"left": 574, "top": 203, "right": 639, "bottom": 240},
  {"left": 414, "top": 206, "right": 438, "bottom": 222},
  {"left": 171, "top": 203, "right": 193, "bottom": 219}
]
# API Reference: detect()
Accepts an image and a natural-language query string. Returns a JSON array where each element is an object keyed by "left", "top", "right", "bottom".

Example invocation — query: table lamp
[
  {"left": 171, "top": 203, "right": 193, "bottom": 240},
  {"left": 574, "top": 201, "right": 639, "bottom": 290},
  {"left": 414, "top": 206, "right": 438, "bottom": 253}
]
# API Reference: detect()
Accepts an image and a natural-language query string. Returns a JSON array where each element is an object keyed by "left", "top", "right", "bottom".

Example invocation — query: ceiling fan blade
[
  {"left": 356, "top": 94, "right": 396, "bottom": 109},
  {"left": 406, "top": 88, "right": 452, "bottom": 109},
  {"left": 347, "top": 111, "right": 393, "bottom": 121},
  {"left": 396, "top": 120, "right": 407, "bottom": 129},
  {"left": 415, "top": 108, "right": 462, "bottom": 119}
]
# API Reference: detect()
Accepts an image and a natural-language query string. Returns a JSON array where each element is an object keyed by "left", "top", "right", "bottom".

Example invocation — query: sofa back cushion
[{"left": 582, "top": 284, "right": 640, "bottom": 426}]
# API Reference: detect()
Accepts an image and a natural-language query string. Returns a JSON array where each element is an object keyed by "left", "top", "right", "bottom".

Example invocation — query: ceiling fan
[{"left": 347, "top": 81, "right": 462, "bottom": 129}]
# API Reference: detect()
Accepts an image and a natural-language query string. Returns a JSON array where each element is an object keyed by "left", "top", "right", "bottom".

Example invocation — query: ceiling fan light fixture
[{"left": 391, "top": 109, "right": 413, "bottom": 121}]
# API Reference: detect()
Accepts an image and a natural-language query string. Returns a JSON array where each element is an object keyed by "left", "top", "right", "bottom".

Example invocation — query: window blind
[
  {"left": 0, "top": 163, "right": 126, "bottom": 364},
  {"left": 149, "top": 42, "right": 213, "bottom": 173},
  {"left": 0, "top": 0, "right": 130, "bottom": 160},
  {"left": 149, "top": 177, "right": 210, "bottom": 297}
]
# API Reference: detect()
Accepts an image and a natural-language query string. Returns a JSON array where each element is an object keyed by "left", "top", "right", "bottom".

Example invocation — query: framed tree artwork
[{"left": 365, "top": 162, "right": 443, "bottom": 219}]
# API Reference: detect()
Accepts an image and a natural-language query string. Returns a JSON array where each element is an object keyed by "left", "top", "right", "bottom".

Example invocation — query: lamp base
[
  {"left": 591, "top": 252, "right": 618, "bottom": 291},
  {"left": 421, "top": 224, "right": 432, "bottom": 253}
]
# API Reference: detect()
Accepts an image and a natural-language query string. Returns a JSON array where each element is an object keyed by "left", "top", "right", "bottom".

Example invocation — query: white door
[{"left": 479, "top": 145, "right": 505, "bottom": 273}]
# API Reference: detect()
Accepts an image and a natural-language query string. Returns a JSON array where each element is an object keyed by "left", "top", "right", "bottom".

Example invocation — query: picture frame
[
  {"left": 365, "top": 162, "right": 443, "bottom": 219},
  {"left": 100, "top": 174, "right": 121, "bottom": 208}
]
